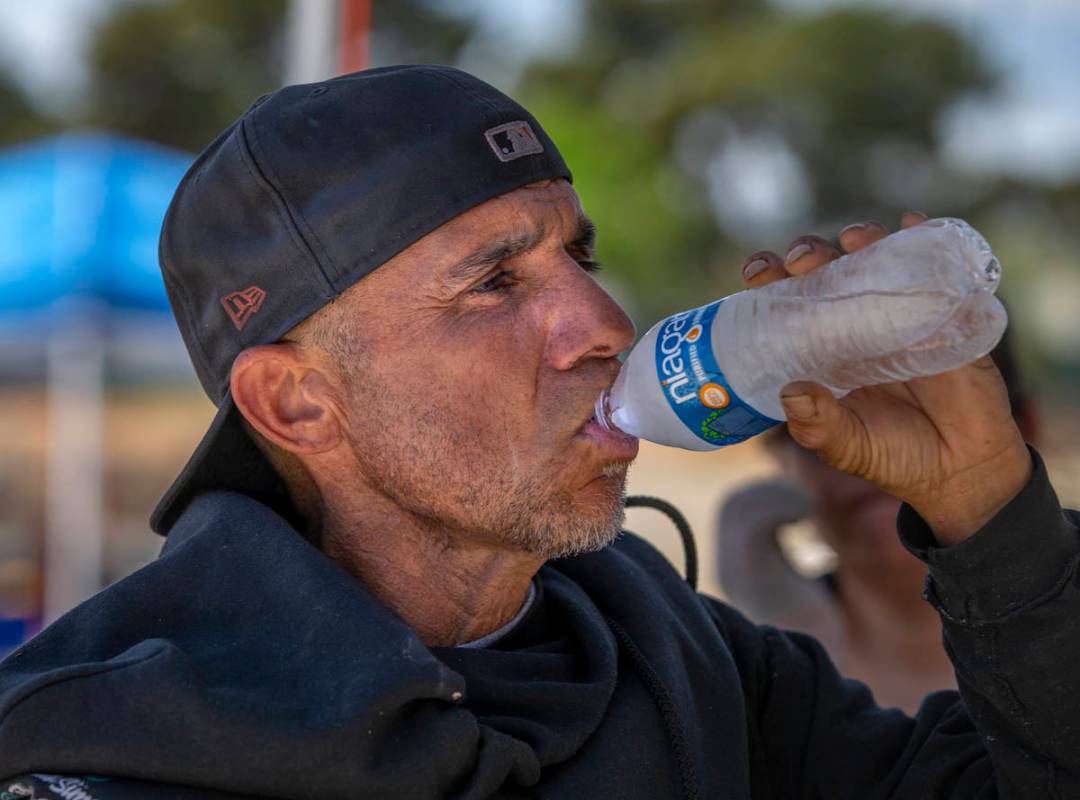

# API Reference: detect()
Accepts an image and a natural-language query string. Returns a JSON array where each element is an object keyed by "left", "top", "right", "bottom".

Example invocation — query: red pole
[{"left": 339, "top": 0, "right": 372, "bottom": 74}]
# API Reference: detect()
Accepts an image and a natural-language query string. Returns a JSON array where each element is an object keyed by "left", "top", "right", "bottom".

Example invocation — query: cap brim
[{"left": 150, "top": 395, "right": 289, "bottom": 535}]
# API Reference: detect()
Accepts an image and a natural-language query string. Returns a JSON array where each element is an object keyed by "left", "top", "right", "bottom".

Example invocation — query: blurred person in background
[
  {"left": 0, "top": 67, "right": 1077, "bottom": 799},
  {"left": 718, "top": 309, "right": 1040, "bottom": 713}
]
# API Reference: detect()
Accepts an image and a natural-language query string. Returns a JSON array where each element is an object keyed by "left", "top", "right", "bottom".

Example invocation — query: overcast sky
[{"left": 0, "top": 0, "right": 1077, "bottom": 182}]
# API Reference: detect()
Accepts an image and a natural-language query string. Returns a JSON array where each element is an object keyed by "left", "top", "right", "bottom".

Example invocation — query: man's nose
[{"left": 543, "top": 263, "right": 637, "bottom": 372}]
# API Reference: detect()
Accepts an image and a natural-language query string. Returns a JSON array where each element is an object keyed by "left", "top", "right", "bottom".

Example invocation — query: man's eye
[
  {"left": 577, "top": 259, "right": 603, "bottom": 274},
  {"left": 470, "top": 270, "right": 515, "bottom": 294}
]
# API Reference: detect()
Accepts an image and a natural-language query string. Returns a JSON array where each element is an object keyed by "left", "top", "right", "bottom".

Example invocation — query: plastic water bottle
[{"left": 595, "top": 218, "right": 1007, "bottom": 451}]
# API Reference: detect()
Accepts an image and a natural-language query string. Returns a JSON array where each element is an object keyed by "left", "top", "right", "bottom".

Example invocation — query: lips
[
  {"left": 575, "top": 398, "right": 603, "bottom": 436},
  {"left": 576, "top": 408, "right": 639, "bottom": 460}
]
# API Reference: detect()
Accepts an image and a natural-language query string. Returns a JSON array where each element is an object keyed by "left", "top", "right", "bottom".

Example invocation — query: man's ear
[{"left": 230, "top": 344, "right": 343, "bottom": 455}]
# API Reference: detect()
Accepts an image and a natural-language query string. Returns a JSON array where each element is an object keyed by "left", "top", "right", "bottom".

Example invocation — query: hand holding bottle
[{"left": 747, "top": 213, "right": 1031, "bottom": 546}]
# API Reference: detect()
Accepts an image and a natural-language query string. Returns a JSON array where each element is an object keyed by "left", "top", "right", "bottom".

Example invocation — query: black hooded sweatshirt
[{"left": 1, "top": 449, "right": 1078, "bottom": 799}]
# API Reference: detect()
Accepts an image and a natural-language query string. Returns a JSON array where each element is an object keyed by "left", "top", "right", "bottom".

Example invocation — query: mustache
[{"left": 548, "top": 364, "right": 622, "bottom": 428}]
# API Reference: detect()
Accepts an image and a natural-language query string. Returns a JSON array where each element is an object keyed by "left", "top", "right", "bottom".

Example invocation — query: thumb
[{"left": 779, "top": 381, "right": 866, "bottom": 470}]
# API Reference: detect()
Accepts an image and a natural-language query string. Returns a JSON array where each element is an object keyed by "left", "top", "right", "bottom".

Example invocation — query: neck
[
  {"left": 834, "top": 557, "right": 946, "bottom": 669},
  {"left": 317, "top": 487, "right": 542, "bottom": 648}
]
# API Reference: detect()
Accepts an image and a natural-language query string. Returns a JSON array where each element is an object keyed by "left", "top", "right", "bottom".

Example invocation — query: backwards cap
[{"left": 152, "top": 65, "right": 572, "bottom": 534}]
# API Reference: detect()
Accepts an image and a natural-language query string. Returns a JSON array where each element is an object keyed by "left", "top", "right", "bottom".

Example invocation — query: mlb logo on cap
[{"left": 485, "top": 121, "right": 544, "bottom": 162}]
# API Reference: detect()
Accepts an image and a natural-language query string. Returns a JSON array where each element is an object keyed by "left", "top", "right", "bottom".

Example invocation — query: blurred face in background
[{"left": 772, "top": 438, "right": 910, "bottom": 575}]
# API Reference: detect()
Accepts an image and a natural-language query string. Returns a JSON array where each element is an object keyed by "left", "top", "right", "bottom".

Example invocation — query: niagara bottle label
[{"left": 654, "top": 300, "right": 780, "bottom": 445}]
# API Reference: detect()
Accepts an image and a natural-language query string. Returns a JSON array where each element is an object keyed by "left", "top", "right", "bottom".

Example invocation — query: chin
[
  {"left": 510, "top": 479, "right": 628, "bottom": 560},
  {"left": 541, "top": 516, "right": 624, "bottom": 559},
  {"left": 483, "top": 457, "right": 630, "bottom": 560},
  {"left": 563, "top": 475, "right": 629, "bottom": 554}
]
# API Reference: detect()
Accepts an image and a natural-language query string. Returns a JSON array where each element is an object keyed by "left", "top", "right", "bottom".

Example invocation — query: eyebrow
[{"left": 445, "top": 213, "right": 597, "bottom": 284}]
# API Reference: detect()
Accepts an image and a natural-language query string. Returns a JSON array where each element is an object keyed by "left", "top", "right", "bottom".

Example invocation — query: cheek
[
  {"left": 349, "top": 334, "right": 536, "bottom": 455},
  {"left": 343, "top": 295, "right": 567, "bottom": 491},
  {"left": 439, "top": 310, "right": 545, "bottom": 407}
]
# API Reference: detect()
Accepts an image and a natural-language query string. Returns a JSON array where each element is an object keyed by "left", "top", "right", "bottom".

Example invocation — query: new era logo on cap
[
  {"left": 221, "top": 286, "right": 267, "bottom": 331},
  {"left": 484, "top": 121, "right": 544, "bottom": 162}
]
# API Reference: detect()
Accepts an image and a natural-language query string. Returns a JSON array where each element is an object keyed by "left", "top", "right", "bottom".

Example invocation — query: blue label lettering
[{"left": 653, "top": 299, "right": 780, "bottom": 446}]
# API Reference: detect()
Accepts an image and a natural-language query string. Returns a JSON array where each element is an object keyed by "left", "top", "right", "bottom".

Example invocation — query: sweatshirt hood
[{"left": 0, "top": 491, "right": 622, "bottom": 799}]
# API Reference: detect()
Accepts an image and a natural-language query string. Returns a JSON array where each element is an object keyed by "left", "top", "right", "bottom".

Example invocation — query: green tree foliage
[
  {"left": 83, "top": 0, "right": 471, "bottom": 153},
  {"left": 0, "top": 73, "right": 54, "bottom": 146},
  {"left": 72, "top": 0, "right": 1078, "bottom": 373},
  {"left": 521, "top": 2, "right": 997, "bottom": 316},
  {"left": 367, "top": 2, "right": 472, "bottom": 66},
  {"left": 85, "top": 0, "right": 288, "bottom": 152},
  {"left": 77, "top": 0, "right": 1000, "bottom": 315}
]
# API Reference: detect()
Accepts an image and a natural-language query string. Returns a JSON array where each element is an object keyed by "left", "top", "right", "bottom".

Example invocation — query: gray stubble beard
[
  {"left": 498, "top": 461, "right": 631, "bottom": 560},
  {"left": 339, "top": 372, "right": 633, "bottom": 562}
]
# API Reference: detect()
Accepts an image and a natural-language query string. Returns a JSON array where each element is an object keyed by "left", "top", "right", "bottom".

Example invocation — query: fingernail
[
  {"left": 785, "top": 243, "right": 813, "bottom": 265},
  {"left": 781, "top": 393, "right": 816, "bottom": 420},
  {"left": 839, "top": 222, "right": 867, "bottom": 237},
  {"left": 742, "top": 258, "right": 769, "bottom": 280}
]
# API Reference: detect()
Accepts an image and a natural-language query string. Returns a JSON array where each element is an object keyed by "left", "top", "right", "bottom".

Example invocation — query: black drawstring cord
[
  {"left": 625, "top": 496, "right": 698, "bottom": 590},
  {"left": 615, "top": 497, "right": 700, "bottom": 795},
  {"left": 606, "top": 616, "right": 700, "bottom": 800}
]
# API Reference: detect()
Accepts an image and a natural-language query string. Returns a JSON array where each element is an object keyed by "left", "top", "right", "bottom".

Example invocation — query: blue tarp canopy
[{"left": 0, "top": 131, "right": 192, "bottom": 314}]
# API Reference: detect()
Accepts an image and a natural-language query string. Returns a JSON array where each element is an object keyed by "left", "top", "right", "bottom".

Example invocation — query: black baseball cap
[{"left": 151, "top": 65, "right": 572, "bottom": 534}]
